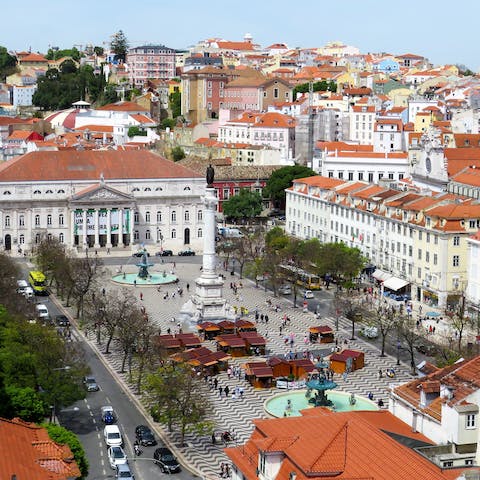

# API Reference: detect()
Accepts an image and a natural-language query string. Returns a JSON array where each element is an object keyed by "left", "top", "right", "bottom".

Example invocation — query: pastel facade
[
  {"left": 349, "top": 105, "right": 376, "bottom": 144},
  {"left": 286, "top": 175, "right": 480, "bottom": 308},
  {"left": 127, "top": 45, "right": 176, "bottom": 87}
]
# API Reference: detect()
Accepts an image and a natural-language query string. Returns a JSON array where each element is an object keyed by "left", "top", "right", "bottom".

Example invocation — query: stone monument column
[
  {"left": 202, "top": 187, "right": 218, "bottom": 276},
  {"left": 179, "top": 165, "right": 234, "bottom": 325}
]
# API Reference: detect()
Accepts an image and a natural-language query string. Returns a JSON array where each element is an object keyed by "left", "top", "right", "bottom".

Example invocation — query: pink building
[{"left": 127, "top": 45, "right": 176, "bottom": 87}]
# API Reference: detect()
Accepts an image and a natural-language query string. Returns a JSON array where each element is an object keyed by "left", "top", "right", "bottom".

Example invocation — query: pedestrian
[
  {"left": 260, "top": 313, "right": 264, "bottom": 323},
  {"left": 231, "top": 392, "right": 236, "bottom": 400},
  {"left": 224, "top": 385, "right": 230, "bottom": 397},
  {"left": 140, "top": 292, "right": 143, "bottom": 301},
  {"left": 378, "top": 369, "right": 383, "bottom": 379},
  {"left": 219, "top": 386, "right": 223, "bottom": 397},
  {"left": 265, "top": 314, "right": 269, "bottom": 324},
  {"left": 107, "top": 247, "right": 110, "bottom": 254},
  {"left": 214, "top": 377, "right": 218, "bottom": 389},
  {"left": 173, "top": 262, "right": 176, "bottom": 269},
  {"left": 433, "top": 326, "right": 436, "bottom": 334},
  {"left": 220, "top": 463, "right": 225, "bottom": 478},
  {"left": 102, "top": 287, "right": 106, "bottom": 296},
  {"left": 186, "top": 283, "right": 190, "bottom": 291},
  {"left": 227, "top": 367, "right": 232, "bottom": 379},
  {"left": 133, "top": 279, "right": 137, "bottom": 287},
  {"left": 368, "top": 391, "right": 374, "bottom": 401},
  {"left": 342, "top": 371, "right": 348, "bottom": 382},
  {"left": 255, "top": 311, "right": 259, "bottom": 321},
  {"left": 239, "top": 386, "right": 244, "bottom": 398},
  {"left": 212, "top": 432, "right": 216, "bottom": 445}
]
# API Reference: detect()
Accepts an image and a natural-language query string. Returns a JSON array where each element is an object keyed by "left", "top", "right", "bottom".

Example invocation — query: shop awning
[
  {"left": 372, "top": 269, "right": 392, "bottom": 282},
  {"left": 383, "top": 276, "right": 409, "bottom": 291}
]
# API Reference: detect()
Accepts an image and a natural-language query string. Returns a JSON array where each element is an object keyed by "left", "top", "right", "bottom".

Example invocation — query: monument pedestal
[{"left": 179, "top": 182, "right": 235, "bottom": 327}]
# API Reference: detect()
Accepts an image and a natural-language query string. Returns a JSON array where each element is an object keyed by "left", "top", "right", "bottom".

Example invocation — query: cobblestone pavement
[{"left": 82, "top": 259, "right": 417, "bottom": 479}]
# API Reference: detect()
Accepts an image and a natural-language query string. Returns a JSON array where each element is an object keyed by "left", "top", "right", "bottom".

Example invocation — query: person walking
[
  {"left": 140, "top": 292, "right": 143, "bottom": 301},
  {"left": 218, "top": 386, "right": 223, "bottom": 397},
  {"left": 214, "top": 377, "right": 218, "bottom": 389},
  {"left": 224, "top": 385, "right": 230, "bottom": 397},
  {"left": 378, "top": 369, "right": 383, "bottom": 379}
]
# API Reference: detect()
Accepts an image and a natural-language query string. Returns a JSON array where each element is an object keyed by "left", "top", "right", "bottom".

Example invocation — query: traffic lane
[
  {"left": 76, "top": 335, "right": 197, "bottom": 480},
  {"left": 100, "top": 255, "right": 203, "bottom": 267}
]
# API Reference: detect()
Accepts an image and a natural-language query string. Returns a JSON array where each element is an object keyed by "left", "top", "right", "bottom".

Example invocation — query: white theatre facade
[{"left": 0, "top": 150, "right": 205, "bottom": 254}]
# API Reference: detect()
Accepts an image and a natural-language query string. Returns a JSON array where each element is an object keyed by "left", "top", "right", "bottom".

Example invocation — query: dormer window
[
  {"left": 144, "top": 187, "right": 151, "bottom": 191},
  {"left": 46, "top": 189, "right": 53, "bottom": 194},
  {"left": 156, "top": 187, "right": 163, "bottom": 191},
  {"left": 33, "top": 190, "right": 41, "bottom": 194},
  {"left": 3, "top": 191, "right": 11, "bottom": 195},
  {"left": 132, "top": 187, "right": 140, "bottom": 192},
  {"left": 184, "top": 186, "right": 191, "bottom": 191},
  {"left": 57, "top": 189, "right": 65, "bottom": 194}
]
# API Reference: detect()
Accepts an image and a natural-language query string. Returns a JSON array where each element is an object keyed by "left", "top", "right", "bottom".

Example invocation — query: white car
[
  {"left": 278, "top": 285, "right": 292, "bottom": 295},
  {"left": 35, "top": 304, "right": 49, "bottom": 321},
  {"left": 107, "top": 446, "right": 127, "bottom": 469},
  {"left": 304, "top": 290, "right": 314, "bottom": 299},
  {"left": 104, "top": 425, "right": 123, "bottom": 447}
]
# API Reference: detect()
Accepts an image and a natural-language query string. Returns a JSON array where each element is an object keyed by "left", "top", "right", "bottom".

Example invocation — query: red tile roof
[
  {"left": 96, "top": 101, "right": 148, "bottom": 112},
  {"left": 0, "top": 150, "right": 202, "bottom": 182},
  {"left": 225, "top": 410, "right": 449, "bottom": 480},
  {"left": 0, "top": 417, "right": 81, "bottom": 479}
]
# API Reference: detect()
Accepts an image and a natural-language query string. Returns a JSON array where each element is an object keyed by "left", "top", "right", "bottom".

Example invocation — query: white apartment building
[
  {"left": 349, "top": 105, "right": 375, "bottom": 144},
  {"left": 373, "top": 117, "right": 406, "bottom": 152},
  {"left": 12, "top": 85, "right": 37, "bottom": 107},
  {"left": 321, "top": 150, "right": 408, "bottom": 183},
  {"left": 286, "top": 175, "right": 480, "bottom": 308},
  {"left": 218, "top": 111, "right": 296, "bottom": 164}
]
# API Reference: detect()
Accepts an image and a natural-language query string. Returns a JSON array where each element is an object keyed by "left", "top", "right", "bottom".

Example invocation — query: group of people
[{"left": 219, "top": 462, "right": 231, "bottom": 478}]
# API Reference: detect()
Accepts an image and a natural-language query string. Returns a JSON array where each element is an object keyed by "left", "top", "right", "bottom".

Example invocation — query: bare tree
[
  {"left": 449, "top": 295, "right": 469, "bottom": 354},
  {"left": 371, "top": 304, "right": 398, "bottom": 357},
  {"left": 397, "top": 314, "right": 418, "bottom": 375},
  {"left": 71, "top": 254, "right": 103, "bottom": 319}
]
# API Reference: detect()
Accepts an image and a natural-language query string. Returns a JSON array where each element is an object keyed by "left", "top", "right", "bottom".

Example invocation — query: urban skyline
[{"left": 2, "top": 0, "right": 479, "bottom": 70}]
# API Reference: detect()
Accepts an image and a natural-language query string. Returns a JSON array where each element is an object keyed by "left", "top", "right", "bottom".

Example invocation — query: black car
[
  {"left": 132, "top": 250, "right": 150, "bottom": 257},
  {"left": 178, "top": 249, "right": 195, "bottom": 256},
  {"left": 153, "top": 447, "right": 180, "bottom": 473},
  {"left": 135, "top": 425, "right": 157, "bottom": 446},
  {"left": 55, "top": 314, "right": 70, "bottom": 327},
  {"left": 155, "top": 249, "right": 173, "bottom": 257}
]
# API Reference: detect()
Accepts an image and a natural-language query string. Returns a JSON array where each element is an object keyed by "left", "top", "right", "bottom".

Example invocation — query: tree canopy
[
  {"left": 110, "top": 30, "right": 129, "bottom": 62},
  {"left": 222, "top": 188, "right": 263, "bottom": 220},
  {"left": 293, "top": 80, "right": 337, "bottom": 100},
  {"left": 263, "top": 165, "right": 316, "bottom": 207},
  {"left": 0, "top": 46, "right": 17, "bottom": 82},
  {"left": 45, "top": 47, "right": 81, "bottom": 62},
  {"left": 33, "top": 64, "right": 107, "bottom": 110}
]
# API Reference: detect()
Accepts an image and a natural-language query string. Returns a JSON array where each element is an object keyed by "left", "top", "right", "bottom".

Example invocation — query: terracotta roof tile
[
  {"left": 96, "top": 101, "right": 148, "bottom": 112},
  {"left": 0, "top": 150, "right": 201, "bottom": 182}
]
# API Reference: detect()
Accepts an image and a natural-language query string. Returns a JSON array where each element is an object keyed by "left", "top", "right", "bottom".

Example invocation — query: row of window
[
  {"left": 3, "top": 209, "right": 203, "bottom": 228},
  {"left": 328, "top": 171, "right": 404, "bottom": 182},
  {"left": 3, "top": 189, "right": 66, "bottom": 195}
]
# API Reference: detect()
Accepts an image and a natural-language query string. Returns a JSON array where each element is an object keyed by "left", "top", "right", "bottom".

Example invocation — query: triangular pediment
[{"left": 70, "top": 183, "right": 134, "bottom": 203}]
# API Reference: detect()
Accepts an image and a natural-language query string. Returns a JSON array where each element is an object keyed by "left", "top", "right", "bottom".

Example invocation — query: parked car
[
  {"left": 153, "top": 447, "right": 181, "bottom": 473},
  {"left": 84, "top": 376, "right": 99, "bottom": 392},
  {"left": 178, "top": 249, "right": 195, "bottom": 256},
  {"left": 104, "top": 425, "right": 123, "bottom": 447},
  {"left": 16, "top": 279, "right": 29, "bottom": 295},
  {"left": 155, "top": 249, "right": 173, "bottom": 256},
  {"left": 132, "top": 250, "right": 150, "bottom": 257},
  {"left": 101, "top": 406, "right": 116, "bottom": 424},
  {"left": 303, "top": 290, "right": 314, "bottom": 299},
  {"left": 107, "top": 446, "right": 127, "bottom": 469},
  {"left": 135, "top": 424, "right": 157, "bottom": 446},
  {"left": 55, "top": 314, "right": 70, "bottom": 327},
  {"left": 361, "top": 326, "right": 379, "bottom": 339},
  {"left": 415, "top": 342, "right": 438, "bottom": 356},
  {"left": 278, "top": 285, "right": 292, "bottom": 295},
  {"left": 116, "top": 463, "right": 135, "bottom": 479}
]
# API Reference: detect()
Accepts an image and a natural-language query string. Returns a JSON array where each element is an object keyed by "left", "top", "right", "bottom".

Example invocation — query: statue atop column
[{"left": 206, "top": 164, "right": 215, "bottom": 187}]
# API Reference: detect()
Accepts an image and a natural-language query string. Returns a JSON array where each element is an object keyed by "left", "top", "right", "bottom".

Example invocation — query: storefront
[{"left": 422, "top": 289, "right": 439, "bottom": 307}]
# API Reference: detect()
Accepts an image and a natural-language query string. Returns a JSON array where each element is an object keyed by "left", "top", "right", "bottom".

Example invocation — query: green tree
[
  {"left": 169, "top": 90, "right": 181, "bottom": 118},
  {"left": 315, "top": 242, "right": 365, "bottom": 286},
  {"left": 161, "top": 118, "right": 176, "bottom": 130},
  {"left": 171, "top": 146, "right": 185, "bottom": 161},
  {"left": 263, "top": 165, "right": 316, "bottom": 208},
  {"left": 127, "top": 126, "right": 147, "bottom": 137},
  {"left": 0, "top": 46, "right": 17, "bottom": 81},
  {"left": 45, "top": 47, "right": 81, "bottom": 62},
  {"left": 111, "top": 30, "right": 129, "bottom": 62},
  {"left": 145, "top": 363, "right": 213, "bottom": 446},
  {"left": 93, "top": 46, "right": 104, "bottom": 56},
  {"left": 6, "top": 386, "right": 45, "bottom": 422},
  {"left": 45, "top": 423, "right": 89, "bottom": 477},
  {"left": 222, "top": 188, "right": 263, "bottom": 221}
]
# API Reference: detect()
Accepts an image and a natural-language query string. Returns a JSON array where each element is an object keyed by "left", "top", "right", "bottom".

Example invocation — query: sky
[{"left": 2, "top": 0, "right": 479, "bottom": 70}]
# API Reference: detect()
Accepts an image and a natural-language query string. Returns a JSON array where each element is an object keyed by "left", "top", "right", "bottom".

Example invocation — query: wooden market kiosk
[
  {"left": 329, "top": 349, "right": 365, "bottom": 374},
  {"left": 309, "top": 325, "right": 334, "bottom": 344}
]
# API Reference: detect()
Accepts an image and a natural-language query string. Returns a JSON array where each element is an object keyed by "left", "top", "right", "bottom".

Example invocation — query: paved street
[{"left": 72, "top": 254, "right": 418, "bottom": 479}]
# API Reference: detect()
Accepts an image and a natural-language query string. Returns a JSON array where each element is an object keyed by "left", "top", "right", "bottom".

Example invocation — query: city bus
[
  {"left": 28, "top": 270, "right": 47, "bottom": 295},
  {"left": 279, "top": 264, "right": 322, "bottom": 290}
]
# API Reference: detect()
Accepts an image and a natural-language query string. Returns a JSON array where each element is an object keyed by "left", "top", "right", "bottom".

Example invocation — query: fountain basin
[
  {"left": 112, "top": 272, "right": 178, "bottom": 286},
  {"left": 264, "top": 390, "right": 378, "bottom": 417}
]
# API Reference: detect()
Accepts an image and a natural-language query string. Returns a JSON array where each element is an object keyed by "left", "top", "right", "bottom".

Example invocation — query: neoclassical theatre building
[{"left": 0, "top": 150, "right": 205, "bottom": 254}]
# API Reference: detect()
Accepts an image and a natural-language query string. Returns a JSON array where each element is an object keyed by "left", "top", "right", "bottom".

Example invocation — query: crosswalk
[{"left": 77, "top": 264, "right": 416, "bottom": 478}]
